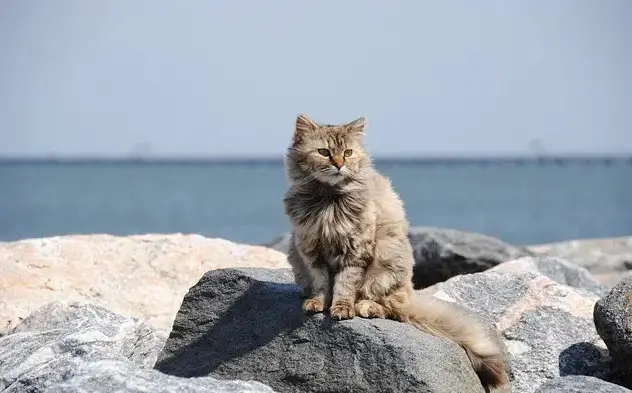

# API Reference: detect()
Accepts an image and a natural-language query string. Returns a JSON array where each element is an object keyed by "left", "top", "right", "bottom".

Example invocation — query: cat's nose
[{"left": 331, "top": 157, "right": 344, "bottom": 169}]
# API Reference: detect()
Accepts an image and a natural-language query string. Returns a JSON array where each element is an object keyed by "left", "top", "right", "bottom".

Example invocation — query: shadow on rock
[
  {"left": 156, "top": 279, "right": 303, "bottom": 377},
  {"left": 558, "top": 342, "right": 616, "bottom": 382}
]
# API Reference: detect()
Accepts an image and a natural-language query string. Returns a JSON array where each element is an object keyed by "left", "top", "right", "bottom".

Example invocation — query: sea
[{"left": 0, "top": 158, "right": 631, "bottom": 246}]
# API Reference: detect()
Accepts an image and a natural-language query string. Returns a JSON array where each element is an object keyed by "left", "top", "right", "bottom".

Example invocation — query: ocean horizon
[{"left": 1, "top": 156, "right": 630, "bottom": 246}]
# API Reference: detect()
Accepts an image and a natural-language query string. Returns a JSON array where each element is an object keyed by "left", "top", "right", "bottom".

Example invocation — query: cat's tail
[{"left": 406, "top": 293, "right": 509, "bottom": 389}]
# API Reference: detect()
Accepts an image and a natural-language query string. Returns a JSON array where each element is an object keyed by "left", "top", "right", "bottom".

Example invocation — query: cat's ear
[
  {"left": 294, "top": 113, "right": 318, "bottom": 142},
  {"left": 345, "top": 116, "right": 367, "bottom": 135}
]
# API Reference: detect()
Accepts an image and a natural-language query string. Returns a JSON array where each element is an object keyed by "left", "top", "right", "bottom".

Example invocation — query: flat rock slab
[
  {"left": 593, "top": 276, "right": 632, "bottom": 388},
  {"left": 428, "top": 270, "right": 612, "bottom": 393},
  {"left": 0, "top": 233, "right": 289, "bottom": 336},
  {"left": 528, "top": 236, "right": 632, "bottom": 288},
  {"left": 155, "top": 268, "right": 488, "bottom": 393},
  {"left": 0, "top": 302, "right": 276, "bottom": 393},
  {"left": 486, "top": 256, "right": 608, "bottom": 296},
  {"left": 534, "top": 375, "right": 631, "bottom": 393}
]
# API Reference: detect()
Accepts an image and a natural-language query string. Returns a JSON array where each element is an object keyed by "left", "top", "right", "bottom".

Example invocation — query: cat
[{"left": 282, "top": 113, "right": 509, "bottom": 389}]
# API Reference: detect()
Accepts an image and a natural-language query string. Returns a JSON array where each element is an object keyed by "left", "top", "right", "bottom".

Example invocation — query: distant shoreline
[{"left": 1, "top": 155, "right": 631, "bottom": 167}]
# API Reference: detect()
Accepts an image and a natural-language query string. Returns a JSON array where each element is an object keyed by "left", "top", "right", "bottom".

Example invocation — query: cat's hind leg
[
  {"left": 355, "top": 299, "right": 387, "bottom": 319},
  {"left": 357, "top": 233, "right": 414, "bottom": 322}
]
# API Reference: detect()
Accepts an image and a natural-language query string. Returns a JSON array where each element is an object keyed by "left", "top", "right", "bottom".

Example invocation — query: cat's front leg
[
  {"left": 330, "top": 266, "right": 364, "bottom": 320},
  {"left": 302, "top": 263, "right": 332, "bottom": 313},
  {"left": 288, "top": 237, "right": 332, "bottom": 313}
]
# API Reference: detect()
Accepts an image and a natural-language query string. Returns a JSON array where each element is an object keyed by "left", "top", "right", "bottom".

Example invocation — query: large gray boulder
[
  {"left": 593, "top": 276, "right": 632, "bottom": 388},
  {"left": 408, "top": 227, "right": 533, "bottom": 288},
  {"left": 534, "top": 375, "right": 631, "bottom": 393},
  {"left": 428, "top": 270, "right": 613, "bottom": 393},
  {"left": 0, "top": 301, "right": 276, "bottom": 393},
  {"left": 154, "top": 268, "right": 496, "bottom": 393}
]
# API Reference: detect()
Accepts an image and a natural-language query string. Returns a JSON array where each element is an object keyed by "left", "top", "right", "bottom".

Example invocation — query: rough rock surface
[
  {"left": 155, "top": 268, "right": 494, "bottom": 393},
  {"left": 0, "top": 302, "right": 276, "bottom": 393},
  {"left": 528, "top": 236, "right": 632, "bottom": 287},
  {"left": 593, "top": 276, "right": 632, "bottom": 387},
  {"left": 39, "top": 360, "right": 277, "bottom": 393},
  {"left": 428, "top": 270, "right": 612, "bottom": 393},
  {"left": 487, "top": 256, "right": 608, "bottom": 295},
  {"left": 408, "top": 227, "right": 533, "bottom": 288},
  {"left": 534, "top": 375, "right": 631, "bottom": 393},
  {"left": 0, "top": 302, "right": 163, "bottom": 389},
  {"left": 0, "top": 233, "right": 289, "bottom": 336}
]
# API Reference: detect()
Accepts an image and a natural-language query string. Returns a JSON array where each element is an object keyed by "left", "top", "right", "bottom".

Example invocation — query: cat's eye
[
  {"left": 317, "top": 149, "right": 330, "bottom": 157},
  {"left": 344, "top": 149, "right": 353, "bottom": 157}
]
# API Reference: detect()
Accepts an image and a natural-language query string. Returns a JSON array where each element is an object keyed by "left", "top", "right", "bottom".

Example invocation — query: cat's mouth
[{"left": 314, "top": 168, "right": 347, "bottom": 185}]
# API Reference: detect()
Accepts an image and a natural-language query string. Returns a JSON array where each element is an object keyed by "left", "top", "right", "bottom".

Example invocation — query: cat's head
[{"left": 285, "top": 113, "right": 371, "bottom": 185}]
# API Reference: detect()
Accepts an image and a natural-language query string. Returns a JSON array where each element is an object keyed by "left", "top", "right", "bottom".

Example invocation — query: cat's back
[{"left": 367, "top": 168, "right": 409, "bottom": 230}]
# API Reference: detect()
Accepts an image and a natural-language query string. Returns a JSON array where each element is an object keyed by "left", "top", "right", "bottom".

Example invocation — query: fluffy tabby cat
[{"left": 282, "top": 114, "right": 509, "bottom": 389}]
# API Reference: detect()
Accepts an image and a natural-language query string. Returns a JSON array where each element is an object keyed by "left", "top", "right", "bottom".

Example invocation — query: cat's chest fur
[{"left": 289, "top": 190, "right": 366, "bottom": 262}]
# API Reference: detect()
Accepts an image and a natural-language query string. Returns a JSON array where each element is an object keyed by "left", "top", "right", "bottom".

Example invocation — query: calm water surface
[{"left": 0, "top": 161, "right": 630, "bottom": 245}]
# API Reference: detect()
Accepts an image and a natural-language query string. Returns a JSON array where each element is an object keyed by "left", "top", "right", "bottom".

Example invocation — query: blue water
[{"left": 0, "top": 160, "right": 630, "bottom": 246}]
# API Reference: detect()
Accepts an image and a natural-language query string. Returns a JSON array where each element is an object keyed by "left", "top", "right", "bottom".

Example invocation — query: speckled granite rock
[
  {"left": 487, "top": 256, "right": 608, "bottom": 295},
  {"left": 528, "top": 236, "right": 632, "bottom": 287},
  {"left": 0, "top": 302, "right": 276, "bottom": 393},
  {"left": 428, "top": 270, "right": 612, "bottom": 393},
  {"left": 155, "top": 268, "right": 496, "bottom": 393},
  {"left": 0, "top": 234, "right": 290, "bottom": 336},
  {"left": 39, "top": 360, "right": 277, "bottom": 393},
  {"left": 534, "top": 375, "right": 631, "bottom": 393},
  {"left": 593, "top": 276, "right": 632, "bottom": 388}
]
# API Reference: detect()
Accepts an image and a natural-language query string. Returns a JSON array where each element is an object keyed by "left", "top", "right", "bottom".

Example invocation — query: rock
[
  {"left": 155, "top": 267, "right": 494, "bottom": 393},
  {"left": 528, "top": 236, "right": 632, "bottom": 288},
  {"left": 0, "top": 301, "right": 276, "bottom": 393},
  {"left": 0, "top": 302, "right": 163, "bottom": 389},
  {"left": 486, "top": 256, "right": 608, "bottom": 295},
  {"left": 534, "top": 375, "right": 631, "bottom": 393},
  {"left": 40, "top": 360, "right": 277, "bottom": 393},
  {"left": 408, "top": 227, "right": 533, "bottom": 288},
  {"left": 263, "top": 233, "right": 291, "bottom": 253},
  {"left": 428, "top": 270, "right": 613, "bottom": 393},
  {"left": 593, "top": 276, "right": 632, "bottom": 387},
  {"left": 0, "top": 233, "right": 290, "bottom": 336}
]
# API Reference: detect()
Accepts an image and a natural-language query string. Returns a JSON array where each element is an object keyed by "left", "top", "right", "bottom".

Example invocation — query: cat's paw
[
  {"left": 355, "top": 299, "right": 386, "bottom": 319},
  {"left": 302, "top": 298, "right": 325, "bottom": 313},
  {"left": 330, "top": 302, "right": 355, "bottom": 320}
]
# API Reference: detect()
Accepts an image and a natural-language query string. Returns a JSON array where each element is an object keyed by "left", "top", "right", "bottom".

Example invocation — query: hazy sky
[{"left": 1, "top": 1, "right": 630, "bottom": 158}]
